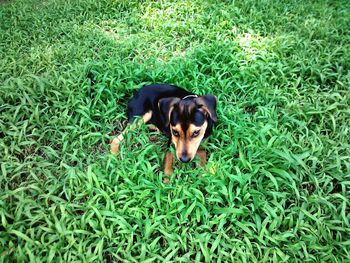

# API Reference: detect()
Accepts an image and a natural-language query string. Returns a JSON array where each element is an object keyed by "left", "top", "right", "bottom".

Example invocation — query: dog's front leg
[
  {"left": 196, "top": 148, "right": 207, "bottom": 167},
  {"left": 163, "top": 139, "right": 174, "bottom": 182},
  {"left": 163, "top": 151, "right": 174, "bottom": 183}
]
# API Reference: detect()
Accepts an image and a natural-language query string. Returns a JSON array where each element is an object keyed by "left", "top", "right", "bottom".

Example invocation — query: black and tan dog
[{"left": 111, "top": 84, "right": 217, "bottom": 180}]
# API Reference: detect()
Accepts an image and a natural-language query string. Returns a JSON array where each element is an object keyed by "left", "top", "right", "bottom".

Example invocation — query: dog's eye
[
  {"left": 192, "top": 130, "right": 200, "bottom": 138},
  {"left": 172, "top": 130, "right": 179, "bottom": 137}
]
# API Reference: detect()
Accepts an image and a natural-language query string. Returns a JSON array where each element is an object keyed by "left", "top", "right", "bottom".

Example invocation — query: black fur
[{"left": 127, "top": 83, "right": 216, "bottom": 138}]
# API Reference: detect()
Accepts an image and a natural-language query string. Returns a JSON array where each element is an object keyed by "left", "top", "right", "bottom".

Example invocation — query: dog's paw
[
  {"left": 163, "top": 168, "right": 173, "bottom": 183},
  {"left": 110, "top": 134, "right": 124, "bottom": 155},
  {"left": 110, "top": 138, "right": 120, "bottom": 155},
  {"left": 164, "top": 167, "right": 173, "bottom": 176},
  {"left": 148, "top": 125, "right": 160, "bottom": 133},
  {"left": 163, "top": 177, "right": 170, "bottom": 183}
]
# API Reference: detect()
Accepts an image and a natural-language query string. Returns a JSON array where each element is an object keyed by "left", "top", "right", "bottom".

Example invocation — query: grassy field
[{"left": 1, "top": 0, "right": 350, "bottom": 261}]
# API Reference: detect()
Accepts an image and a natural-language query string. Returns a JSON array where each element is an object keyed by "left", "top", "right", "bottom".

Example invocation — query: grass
[{"left": 0, "top": 0, "right": 350, "bottom": 261}]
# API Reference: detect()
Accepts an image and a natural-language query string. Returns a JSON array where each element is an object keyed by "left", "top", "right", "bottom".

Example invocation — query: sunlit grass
[{"left": 0, "top": 0, "right": 349, "bottom": 261}]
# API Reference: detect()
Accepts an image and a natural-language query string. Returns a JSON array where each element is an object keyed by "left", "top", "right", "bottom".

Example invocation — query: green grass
[{"left": 1, "top": 0, "right": 350, "bottom": 261}]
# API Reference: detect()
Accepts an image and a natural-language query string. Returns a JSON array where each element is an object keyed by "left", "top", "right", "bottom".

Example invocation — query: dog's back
[{"left": 127, "top": 84, "right": 193, "bottom": 133}]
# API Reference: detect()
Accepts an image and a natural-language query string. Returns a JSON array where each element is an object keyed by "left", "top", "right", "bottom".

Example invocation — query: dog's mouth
[
  {"left": 176, "top": 153, "right": 195, "bottom": 163},
  {"left": 179, "top": 156, "right": 191, "bottom": 163}
]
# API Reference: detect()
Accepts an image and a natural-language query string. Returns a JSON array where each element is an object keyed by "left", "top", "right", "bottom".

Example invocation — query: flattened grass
[{"left": 1, "top": 0, "right": 350, "bottom": 261}]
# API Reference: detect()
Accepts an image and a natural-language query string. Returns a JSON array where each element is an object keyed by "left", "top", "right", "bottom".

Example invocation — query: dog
[{"left": 110, "top": 84, "right": 217, "bottom": 180}]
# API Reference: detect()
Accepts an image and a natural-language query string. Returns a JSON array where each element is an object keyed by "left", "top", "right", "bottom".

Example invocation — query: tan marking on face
[
  {"left": 171, "top": 121, "right": 208, "bottom": 162},
  {"left": 170, "top": 123, "right": 183, "bottom": 150}
]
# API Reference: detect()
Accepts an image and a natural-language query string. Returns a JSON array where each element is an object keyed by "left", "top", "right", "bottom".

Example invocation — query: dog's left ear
[{"left": 195, "top": 95, "right": 217, "bottom": 122}]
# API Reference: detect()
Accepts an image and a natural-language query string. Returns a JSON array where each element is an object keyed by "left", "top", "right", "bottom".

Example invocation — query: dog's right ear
[
  {"left": 195, "top": 95, "right": 217, "bottom": 122},
  {"left": 158, "top": 97, "right": 180, "bottom": 126}
]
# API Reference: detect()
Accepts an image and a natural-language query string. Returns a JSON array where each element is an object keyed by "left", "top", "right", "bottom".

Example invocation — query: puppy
[{"left": 111, "top": 84, "right": 217, "bottom": 180}]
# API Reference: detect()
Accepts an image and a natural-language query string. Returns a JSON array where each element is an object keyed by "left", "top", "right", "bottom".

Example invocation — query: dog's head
[{"left": 159, "top": 95, "right": 217, "bottom": 163}]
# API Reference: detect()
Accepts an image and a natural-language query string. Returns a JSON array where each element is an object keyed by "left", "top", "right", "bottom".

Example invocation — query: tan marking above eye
[
  {"left": 171, "top": 124, "right": 184, "bottom": 136},
  {"left": 191, "top": 130, "right": 201, "bottom": 138},
  {"left": 172, "top": 129, "right": 180, "bottom": 137},
  {"left": 171, "top": 125, "right": 183, "bottom": 149},
  {"left": 187, "top": 124, "right": 205, "bottom": 139}
]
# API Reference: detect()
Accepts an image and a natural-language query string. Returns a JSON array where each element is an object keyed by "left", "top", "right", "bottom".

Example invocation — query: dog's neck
[{"left": 182, "top": 95, "right": 198, "bottom": 100}]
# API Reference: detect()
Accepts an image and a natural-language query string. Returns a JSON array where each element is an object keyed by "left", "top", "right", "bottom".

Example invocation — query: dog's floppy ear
[
  {"left": 195, "top": 95, "right": 217, "bottom": 122},
  {"left": 158, "top": 97, "right": 180, "bottom": 126}
]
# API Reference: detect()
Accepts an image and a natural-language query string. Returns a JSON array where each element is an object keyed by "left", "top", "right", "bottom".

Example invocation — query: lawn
[{"left": 0, "top": 0, "right": 350, "bottom": 261}]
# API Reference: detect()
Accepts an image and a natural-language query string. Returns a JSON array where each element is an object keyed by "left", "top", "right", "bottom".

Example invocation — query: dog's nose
[{"left": 180, "top": 155, "right": 191, "bottom": 163}]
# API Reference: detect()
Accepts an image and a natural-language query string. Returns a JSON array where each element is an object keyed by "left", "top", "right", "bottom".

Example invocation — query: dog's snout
[{"left": 180, "top": 155, "right": 191, "bottom": 163}]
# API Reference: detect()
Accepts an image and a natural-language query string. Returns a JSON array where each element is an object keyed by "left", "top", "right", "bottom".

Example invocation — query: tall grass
[{"left": 1, "top": 0, "right": 349, "bottom": 261}]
